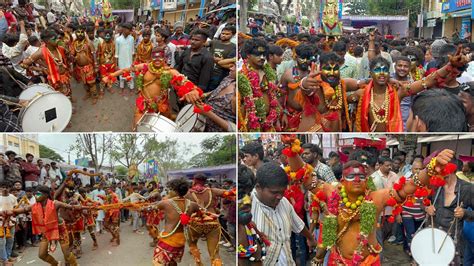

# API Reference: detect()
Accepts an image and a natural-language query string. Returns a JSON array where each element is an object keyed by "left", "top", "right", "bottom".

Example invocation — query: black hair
[
  {"left": 104, "top": 29, "right": 113, "bottom": 36},
  {"left": 393, "top": 151, "right": 407, "bottom": 158},
  {"left": 349, "top": 149, "right": 368, "bottom": 161},
  {"left": 222, "top": 25, "right": 236, "bottom": 35},
  {"left": 411, "top": 89, "right": 467, "bottom": 132},
  {"left": 166, "top": 177, "right": 190, "bottom": 197},
  {"left": 328, "top": 151, "right": 339, "bottom": 159},
  {"left": 191, "top": 29, "right": 209, "bottom": 40},
  {"left": 36, "top": 185, "right": 51, "bottom": 199},
  {"left": 256, "top": 162, "right": 288, "bottom": 188},
  {"left": 142, "top": 30, "right": 151, "bottom": 38},
  {"left": 97, "top": 27, "right": 105, "bottom": 34},
  {"left": 78, "top": 187, "right": 86, "bottom": 194},
  {"left": 301, "top": 143, "right": 323, "bottom": 157},
  {"left": 194, "top": 174, "right": 208, "bottom": 181},
  {"left": 437, "top": 44, "right": 457, "bottom": 68},
  {"left": 395, "top": 55, "right": 411, "bottom": 65},
  {"left": 2, "top": 33, "right": 19, "bottom": 47},
  {"left": 241, "top": 142, "right": 264, "bottom": 160},
  {"left": 401, "top": 46, "right": 425, "bottom": 65},
  {"left": 268, "top": 44, "right": 283, "bottom": 57},
  {"left": 41, "top": 29, "right": 57, "bottom": 42},
  {"left": 238, "top": 164, "right": 255, "bottom": 199},
  {"left": 295, "top": 44, "right": 314, "bottom": 59},
  {"left": 366, "top": 153, "right": 378, "bottom": 168},
  {"left": 297, "top": 33, "right": 310, "bottom": 41},
  {"left": 378, "top": 156, "right": 393, "bottom": 164},
  {"left": 354, "top": 46, "right": 364, "bottom": 57},
  {"left": 25, "top": 187, "right": 34, "bottom": 193},
  {"left": 155, "top": 28, "right": 171, "bottom": 39},
  {"left": 332, "top": 41, "right": 347, "bottom": 53},
  {"left": 381, "top": 148, "right": 391, "bottom": 155},
  {"left": 369, "top": 56, "right": 390, "bottom": 71},
  {"left": 28, "top": 36, "right": 40, "bottom": 46},
  {"left": 242, "top": 38, "right": 268, "bottom": 58},
  {"left": 0, "top": 180, "right": 10, "bottom": 188},
  {"left": 121, "top": 22, "right": 133, "bottom": 30},
  {"left": 332, "top": 163, "right": 343, "bottom": 181}
]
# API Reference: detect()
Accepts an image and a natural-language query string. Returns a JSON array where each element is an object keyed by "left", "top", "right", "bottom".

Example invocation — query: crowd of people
[
  {"left": 238, "top": 135, "right": 474, "bottom": 265},
  {"left": 0, "top": 0, "right": 237, "bottom": 132},
  {"left": 0, "top": 148, "right": 237, "bottom": 265},
  {"left": 238, "top": 16, "right": 474, "bottom": 132}
]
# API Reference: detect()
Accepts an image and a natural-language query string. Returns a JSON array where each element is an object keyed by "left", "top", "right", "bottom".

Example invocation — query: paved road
[
  {"left": 15, "top": 221, "right": 235, "bottom": 265},
  {"left": 65, "top": 80, "right": 136, "bottom": 132}
]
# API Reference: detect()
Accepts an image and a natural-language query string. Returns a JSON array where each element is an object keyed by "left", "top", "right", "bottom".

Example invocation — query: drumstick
[
  {"left": 437, "top": 202, "right": 462, "bottom": 254},
  {"left": 431, "top": 214, "right": 435, "bottom": 253}
]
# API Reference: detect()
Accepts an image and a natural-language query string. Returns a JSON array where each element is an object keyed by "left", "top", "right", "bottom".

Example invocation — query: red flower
[
  {"left": 393, "top": 183, "right": 403, "bottom": 191},
  {"left": 316, "top": 190, "right": 326, "bottom": 202},
  {"left": 398, "top": 177, "right": 406, "bottom": 185},
  {"left": 136, "top": 96, "right": 145, "bottom": 112},
  {"left": 386, "top": 197, "right": 397, "bottom": 207},
  {"left": 392, "top": 205, "right": 402, "bottom": 216},
  {"left": 171, "top": 75, "right": 184, "bottom": 86},
  {"left": 180, "top": 213, "right": 190, "bottom": 225},
  {"left": 387, "top": 216, "right": 395, "bottom": 223},
  {"left": 193, "top": 104, "right": 212, "bottom": 114},
  {"left": 404, "top": 200, "right": 414, "bottom": 207},
  {"left": 441, "top": 163, "right": 457, "bottom": 176},
  {"left": 423, "top": 198, "right": 431, "bottom": 206},
  {"left": 414, "top": 187, "right": 429, "bottom": 198},
  {"left": 377, "top": 109, "right": 385, "bottom": 116}
]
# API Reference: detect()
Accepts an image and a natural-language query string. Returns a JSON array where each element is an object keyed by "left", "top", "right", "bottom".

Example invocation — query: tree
[
  {"left": 39, "top": 145, "right": 64, "bottom": 162},
  {"left": 110, "top": 134, "right": 158, "bottom": 170},
  {"left": 189, "top": 135, "right": 236, "bottom": 167},
  {"left": 114, "top": 165, "right": 128, "bottom": 177},
  {"left": 345, "top": 1, "right": 368, "bottom": 15},
  {"left": 71, "top": 134, "right": 114, "bottom": 172},
  {"left": 150, "top": 137, "right": 188, "bottom": 183}
]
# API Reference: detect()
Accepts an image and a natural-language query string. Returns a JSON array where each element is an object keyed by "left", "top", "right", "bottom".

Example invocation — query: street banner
[{"left": 163, "top": 0, "right": 178, "bottom": 11}]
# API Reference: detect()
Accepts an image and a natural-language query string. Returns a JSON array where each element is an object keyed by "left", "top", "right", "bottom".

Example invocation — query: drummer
[
  {"left": 425, "top": 158, "right": 474, "bottom": 265},
  {"left": 196, "top": 58, "right": 236, "bottom": 132}
]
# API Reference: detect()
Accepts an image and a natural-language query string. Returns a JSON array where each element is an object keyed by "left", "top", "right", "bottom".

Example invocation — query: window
[
  {"left": 14, "top": 143, "right": 19, "bottom": 148},
  {"left": 7, "top": 141, "right": 12, "bottom": 146}
]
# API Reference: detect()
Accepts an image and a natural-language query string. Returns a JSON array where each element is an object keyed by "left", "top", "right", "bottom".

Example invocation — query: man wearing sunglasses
[{"left": 239, "top": 38, "right": 282, "bottom": 132}]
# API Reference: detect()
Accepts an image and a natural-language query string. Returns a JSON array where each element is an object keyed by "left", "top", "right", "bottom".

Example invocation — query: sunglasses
[
  {"left": 344, "top": 174, "right": 367, "bottom": 181},
  {"left": 372, "top": 66, "right": 388, "bottom": 74}
]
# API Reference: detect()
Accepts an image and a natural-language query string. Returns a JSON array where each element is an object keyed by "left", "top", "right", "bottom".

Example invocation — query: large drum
[
  {"left": 19, "top": 91, "right": 72, "bottom": 132},
  {"left": 175, "top": 104, "right": 206, "bottom": 132},
  {"left": 19, "top": 83, "right": 54, "bottom": 101},
  {"left": 411, "top": 228, "right": 455, "bottom": 265},
  {"left": 135, "top": 113, "right": 176, "bottom": 132}
]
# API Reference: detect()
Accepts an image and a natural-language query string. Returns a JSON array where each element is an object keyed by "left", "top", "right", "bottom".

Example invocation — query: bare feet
[
  {"left": 92, "top": 242, "right": 98, "bottom": 250},
  {"left": 108, "top": 87, "right": 115, "bottom": 94}
]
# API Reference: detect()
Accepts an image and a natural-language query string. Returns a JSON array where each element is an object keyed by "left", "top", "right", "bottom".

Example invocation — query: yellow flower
[{"left": 290, "top": 172, "right": 297, "bottom": 180}]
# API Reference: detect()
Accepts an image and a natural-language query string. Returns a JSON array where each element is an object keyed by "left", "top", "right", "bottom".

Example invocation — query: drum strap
[{"left": 1, "top": 67, "right": 27, "bottom": 90}]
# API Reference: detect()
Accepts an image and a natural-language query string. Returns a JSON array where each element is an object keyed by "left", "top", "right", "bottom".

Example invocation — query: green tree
[
  {"left": 114, "top": 165, "right": 128, "bottom": 177},
  {"left": 345, "top": 1, "right": 369, "bottom": 15},
  {"left": 150, "top": 137, "right": 188, "bottom": 183},
  {"left": 110, "top": 134, "right": 158, "bottom": 170},
  {"left": 189, "top": 135, "right": 236, "bottom": 167},
  {"left": 39, "top": 145, "right": 64, "bottom": 162}
]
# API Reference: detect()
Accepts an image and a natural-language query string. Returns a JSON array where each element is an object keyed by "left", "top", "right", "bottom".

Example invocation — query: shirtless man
[
  {"left": 281, "top": 135, "right": 455, "bottom": 264},
  {"left": 151, "top": 178, "right": 200, "bottom": 266},
  {"left": 97, "top": 29, "right": 116, "bottom": 97},
  {"left": 102, "top": 50, "right": 204, "bottom": 130},
  {"left": 185, "top": 174, "right": 235, "bottom": 266},
  {"left": 71, "top": 25, "right": 98, "bottom": 104},
  {"left": 20, "top": 29, "right": 72, "bottom": 98},
  {"left": 2, "top": 185, "right": 90, "bottom": 266}
]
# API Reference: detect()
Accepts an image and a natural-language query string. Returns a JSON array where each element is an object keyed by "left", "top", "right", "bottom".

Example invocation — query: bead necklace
[
  {"left": 47, "top": 47, "right": 63, "bottom": 65},
  {"left": 339, "top": 186, "right": 364, "bottom": 210},
  {"left": 74, "top": 39, "right": 88, "bottom": 54},
  {"left": 237, "top": 224, "right": 267, "bottom": 261},
  {"left": 369, "top": 87, "right": 389, "bottom": 131}
]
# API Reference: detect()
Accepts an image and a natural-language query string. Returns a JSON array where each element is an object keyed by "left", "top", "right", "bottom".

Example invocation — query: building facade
[
  {"left": 0, "top": 134, "right": 40, "bottom": 158},
  {"left": 441, "top": 0, "right": 472, "bottom": 41}
]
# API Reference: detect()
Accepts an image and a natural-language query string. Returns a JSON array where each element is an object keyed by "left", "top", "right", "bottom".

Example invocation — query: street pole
[
  {"left": 419, "top": 0, "right": 423, "bottom": 38},
  {"left": 239, "top": 0, "right": 248, "bottom": 34}
]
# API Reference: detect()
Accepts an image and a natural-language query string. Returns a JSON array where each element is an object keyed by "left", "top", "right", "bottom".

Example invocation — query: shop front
[{"left": 441, "top": 0, "right": 472, "bottom": 41}]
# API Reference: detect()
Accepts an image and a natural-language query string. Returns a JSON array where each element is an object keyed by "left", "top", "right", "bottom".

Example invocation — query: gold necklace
[
  {"left": 74, "top": 39, "right": 88, "bottom": 54},
  {"left": 148, "top": 62, "right": 164, "bottom": 74},
  {"left": 324, "top": 83, "right": 343, "bottom": 110},
  {"left": 47, "top": 47, "right": 63, "bottom": 65},
  {"left": 369, "top": 87, "right": 389, "bottom": 131}
]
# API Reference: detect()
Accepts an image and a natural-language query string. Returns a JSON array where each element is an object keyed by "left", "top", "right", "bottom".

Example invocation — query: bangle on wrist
[
  {"left": 299, "top": 76, "right": 308, "bottom": 90},
  {"left": 421, "top": 77, "right": 427, "bottom": 90}
]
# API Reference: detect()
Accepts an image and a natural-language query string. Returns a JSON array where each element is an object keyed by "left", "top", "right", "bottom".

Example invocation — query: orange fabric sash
[
  {"left": 31, "top": 200, "right": 59, "bottom": 241},
  {"left": 355, "top": 81, "right": 402, "bottom": 132},
  {"left": 42, "top": 45, "right": 67, "bottom": 85},
  {"left": 160, "top": 231, "right": 186, "bottom": 248}
]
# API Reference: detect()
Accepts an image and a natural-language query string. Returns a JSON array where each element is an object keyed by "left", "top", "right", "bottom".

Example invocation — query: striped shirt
[
  {"left": 251, "top": 189, "right": 305, "bottom": 266},
  {"left": 313, "top": 162, "right": 337, "bottom": 183},
  {"left": 402, "top": 172, "right": 426, "bottom": 221}
]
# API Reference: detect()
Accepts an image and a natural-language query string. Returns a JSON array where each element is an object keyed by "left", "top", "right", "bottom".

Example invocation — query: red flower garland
[{"left": 169, "top": 74, "right": 213, "bottom": 114}]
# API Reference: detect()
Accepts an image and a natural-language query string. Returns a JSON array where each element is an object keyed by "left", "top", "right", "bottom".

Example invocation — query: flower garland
[
  {"left": 222, "top": 187, "right": 236, "bottom": 201},
  {"left": 239, "top": 61, "right": 281, "bottom": 131},
  {"left": 281, "top": 135, "right": 303, "bottom": 158},
  {"left": 169, "top": 75, "right": 212, "bottom": 114}
]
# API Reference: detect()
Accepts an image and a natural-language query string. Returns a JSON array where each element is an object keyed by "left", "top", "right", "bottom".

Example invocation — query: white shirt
[
  {"left": 46, "top": 12, "right": 56, "bottom": 24},
  {"left": 2, "top": 33, "right": 29, "bottom": 76},
  {"left": 79, "top": 173, "right": 91, "bottom": 187},
  {"left": 0, "top": 194, "right": 17, "bottom": 211},
  {"left": 115, "top": 34, "right": 135, "bottom": 69},
  {"left": 250, "top": 189, "right": 304, "bottom": 266}
]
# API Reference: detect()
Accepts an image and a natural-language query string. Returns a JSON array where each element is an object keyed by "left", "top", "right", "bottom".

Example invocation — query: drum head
[
  {"left": 410, "top": 228, "right": 455, "bottom": 265},
  {"left": 20, "top": 91, "right": 72, "bottom": 132},
  {"left": 176, "top": 104, "right": 205, "bottom": 132},
  {"left": 136, "top": 113, "right": 176, "bottom": 132},
  {"left": 19, "top": 83, "right": 54, "bottom": 101}
]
